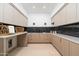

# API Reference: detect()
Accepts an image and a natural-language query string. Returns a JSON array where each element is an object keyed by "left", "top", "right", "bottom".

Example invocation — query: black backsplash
[
  {"left": 26, "top": 23, "right": 79, "bottom": 37},
  {"left": 56, "top": 23, "right": 79, "bottom": 37},
  {"left": 27, "top": 27, "right": 53, "bottom": 33}
]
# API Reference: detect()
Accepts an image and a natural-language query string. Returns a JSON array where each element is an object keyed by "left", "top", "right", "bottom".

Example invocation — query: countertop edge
[{"left": 0, "top": 32, "right": 27, "bottom": 38}]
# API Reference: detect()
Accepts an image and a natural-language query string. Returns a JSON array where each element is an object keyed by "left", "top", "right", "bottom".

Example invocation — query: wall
[{"left": 27, "top": 14, "right": 52, "bottom": 27}]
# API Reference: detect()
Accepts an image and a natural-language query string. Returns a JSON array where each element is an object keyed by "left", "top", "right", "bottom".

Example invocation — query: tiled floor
[{"left": 9, "top": 44, "right": 61, "bottom": 56}]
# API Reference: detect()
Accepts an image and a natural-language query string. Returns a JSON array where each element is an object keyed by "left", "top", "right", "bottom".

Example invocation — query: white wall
[{"left": 27, "top": 14, "right": 52, "bottom": 27}]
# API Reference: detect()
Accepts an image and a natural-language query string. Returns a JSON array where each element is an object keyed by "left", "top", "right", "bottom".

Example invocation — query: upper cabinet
[
  {"left": 52, "top": 5, "right": 67, "bottom": 27},
  {"left": 51, "top": 3, "right": 77, "bottom": 27},
  {"left": 3, "top": 4, "right": 15, "bottom": 24},
  {"left": 0, "top": 3, "right": 3, "bottom": 22},
  {"left": 66, "top": 3, "right": 76, "bottom": 24},
  {"left": 76, "top": 4, "right": 79, "bottom": 22},
  {"left": 0, "top": 3, "right": 28, "bottom": 27},
  {"left": 58, "top": 6, "right": 67, "bottom": 25},
  {"left": 53, "top": 14, "right": 60, "bottom": 26}
]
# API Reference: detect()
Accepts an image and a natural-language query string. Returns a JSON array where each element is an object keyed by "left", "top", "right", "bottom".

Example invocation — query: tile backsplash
[
  {"left": 56, "top": 24, "right": 79, "bottom": 37},
  {"left": 27, "top": 27, "right": 53, "bottom": 33}
]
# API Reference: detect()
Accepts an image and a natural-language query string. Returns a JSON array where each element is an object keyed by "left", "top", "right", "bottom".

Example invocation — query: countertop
[
  {"left": 0, "top": 32, "right": 27, "bottom": 38},
  {"left": 1, "top": 32, "right": 79, "bottom": 44},
  {"left": 27, "top": 33, "right": 52, "bottom": 34},
  {"left": 53, "top": 33, "right": 79, "bottom": 44}
]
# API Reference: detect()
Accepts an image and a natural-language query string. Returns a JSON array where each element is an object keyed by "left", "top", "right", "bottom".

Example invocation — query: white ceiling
[{"left": 21, "top": 3, "right": 58, "bottom": 14}]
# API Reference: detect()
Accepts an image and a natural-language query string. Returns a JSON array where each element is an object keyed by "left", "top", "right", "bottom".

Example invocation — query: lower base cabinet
[
  {"left": 0, "top": 36, "right": 17, "bottom": 56},
  {"left": 52, "top": 34, "right": 79, "bottom": 56},
  {"left": 70, "top": 41, "right": 79, "bottom": 56},
  {"left": 53, "top": 35, "right": 70, "bottom": 56},
  {"left": 52, "top": 36, "right": 70, "bottom": 56},
  {"left": 56, "top": 37, "right": 62, "bottom": 55},
  {"left": 28, "top": 33, "right": 50, "bottom": 43},
  {"left": 17, "top": 34, "right": 27, "bottom": 47},
  {"left": 61, "top": 38, "right": 70, "bottom": 56},
  {"left": 53, "top": 35, "right": 57, "bottom": 47},
  {"left": 47, "top": 33, "right": 53, "bottom": 43}
]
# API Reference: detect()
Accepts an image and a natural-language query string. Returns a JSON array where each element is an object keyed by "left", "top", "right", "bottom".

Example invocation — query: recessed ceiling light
[
  {"left": 43, "top": 6, "right": 46, "bottom": 9},
  {"left": 33, "top": 6, "right": 36, "bottom": 9}
]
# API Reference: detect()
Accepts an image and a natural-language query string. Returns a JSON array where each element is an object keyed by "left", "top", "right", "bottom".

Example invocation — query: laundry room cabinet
[
  {"left": 76, "top": 4, "right": 79, "bottom": 22},
  {"left": 0, "top": 36, "right": 17, "bottom": 56},
  {"left": 56, "top": 36, "right": 62, "bottom": 54},
  {"left": 52, "top": 35, "right": 63, "bottom": 55},
  {"left": 0, "top": 3, "right": 27, "bottom": 27},
  {"left": 53, "top": 5, "right": 67, "bottom": 26},
  {"left": 52, "top": 34, "right": 70, "bottom": 56},
  {"left": 70, "top": 41, "right": 79, "bottom": 56},
  {"left": 58, "top": 6, "right": 67, "bottom": 25},
  {"left": 52, "top": 35, "right": 57, "bottom": 46},
  {"left": 40, "top": 33, "right": 50, "bottom": 42},
  {"left": 52, "top": 3, "right": 77, "bottom": 27},
  {"left": 29, "top": 33, "right": 40, "bottom": 42},
  {"left": 61, "top": 38, "right": 70, "bottom": 56},
  {"left": 66, "top": 3, "right": 77, "bottom": 24},
  {"left": 28, "top": 33, "right": 50, "bottom": 43},
  {"left": 3, "top": 4, "right": 15, "bottom": 25},
  {"left": 0, "top": 3, "right": 3, "bottom": 22},
  {"left": 6, "top": 36, "right": 17, "bottom": 53},
  {"left": 53, "top": 11, "right": 61, "bottom": 26},
  {"left": 47, "top": 33, "right": 53, "bottom": 43},
  {"left": 52, "top": 34, "right": 79, "bottom": 56}
]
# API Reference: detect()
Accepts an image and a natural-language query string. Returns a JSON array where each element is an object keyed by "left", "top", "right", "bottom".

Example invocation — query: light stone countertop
[
  {"left": 0, "top": 32, "right": 27, "bottom": 38},
  {"left": 53, "top": 33, "right": 79, "bottom": 44},
  {"left": 2, "top": 32, "right": 79, "bottom": 44}
]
